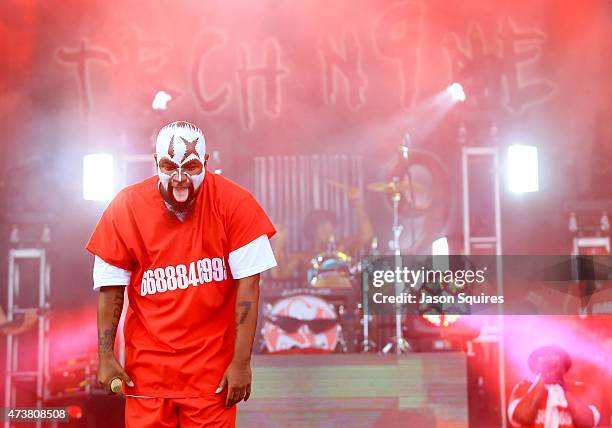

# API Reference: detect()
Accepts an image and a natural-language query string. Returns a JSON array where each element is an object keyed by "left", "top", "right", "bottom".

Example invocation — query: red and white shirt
[
  {"left": 86, "top": 173, "right": 276, "bottom": 397},
  {"left": 508, "top": 380, "right": 600, "bottom": 428}
]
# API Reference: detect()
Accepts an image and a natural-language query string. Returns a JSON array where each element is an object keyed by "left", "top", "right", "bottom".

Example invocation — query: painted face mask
[{"left": 155, "top": 121, "right": 206, "bottom": 213}]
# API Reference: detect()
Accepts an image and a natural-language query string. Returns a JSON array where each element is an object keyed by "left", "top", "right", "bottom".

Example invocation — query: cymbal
[{"left": 367, "top": 180, "right": 423, "bottom": 194}]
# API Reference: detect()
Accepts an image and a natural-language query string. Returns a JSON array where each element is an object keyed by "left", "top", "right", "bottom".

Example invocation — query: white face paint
[{"left": 155, "top": 121, "right": 206, "bottom": 204}]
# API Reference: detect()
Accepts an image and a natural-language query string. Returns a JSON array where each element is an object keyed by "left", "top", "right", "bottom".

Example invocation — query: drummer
[{"left": 272, "top": 187, "right": 373, "bottom": 280}]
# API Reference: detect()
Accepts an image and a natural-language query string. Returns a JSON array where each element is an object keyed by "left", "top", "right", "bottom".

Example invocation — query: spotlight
[
  {"left": 446, "top": 82, "right": 466, "bottom": 102},
  {"left": 432, "top": 236, "right": 449, "bottom": 256},
  {"left": 66, "top": 405, "right": 83, "bottom": 419},
  {"left": 507, "top": 144, "right": 539, "bottom": 193},
  {"left": 423, "top": 314, "right": 461, "bottom": 328},
  {"left": 152, "top": 90, "right": 172, "bottom": 111},
  {"left": 83, "top": 153, "right": 114, "bottom": 201},
  {"left": 405, "top": 311, "right": 480, "bottom": 352}
]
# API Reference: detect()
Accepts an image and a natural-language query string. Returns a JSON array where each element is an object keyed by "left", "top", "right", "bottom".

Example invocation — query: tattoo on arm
[
  {"left": 98, "top": 329, "right": 115, "bottom": 353},
  {"left": 111, "top": 292, "right": 123, "bottom": 324},
  {"left": 235, "top": 301, "right": 252, "bottom": 330},
  {"left": 98, "top": 290, "right": 124, "bottom": 355}
]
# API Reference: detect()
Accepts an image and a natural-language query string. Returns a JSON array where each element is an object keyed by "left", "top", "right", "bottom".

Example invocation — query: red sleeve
[
  {"left": 85, "top": 192, "right": 136, "bottom": 271},
  {"left": 226, "top": 192, "right": 276, "bottom": 253},
  {"left": 510, "top": 380, "right": 532, "bottom": 401}
]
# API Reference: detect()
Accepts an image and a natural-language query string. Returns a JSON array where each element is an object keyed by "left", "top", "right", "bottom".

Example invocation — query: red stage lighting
[
  {"left": 422, "top": 313, "right": 461, "bottom": 328},
  {"left": 66, "top": 405, "right": 83, "bottom": 419}
]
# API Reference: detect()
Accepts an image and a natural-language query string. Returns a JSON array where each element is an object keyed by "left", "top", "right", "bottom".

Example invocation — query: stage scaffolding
[
  {"left": 461, "top": 139, "right": 506, "bottom": 428},
  {"left": 4, "top": 247, "right": 51, "bottom": 428}
]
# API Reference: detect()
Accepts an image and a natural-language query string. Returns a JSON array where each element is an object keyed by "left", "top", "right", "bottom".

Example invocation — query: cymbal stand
[{"left": 382, "top": 182, "right": 410, "bottom": 354}]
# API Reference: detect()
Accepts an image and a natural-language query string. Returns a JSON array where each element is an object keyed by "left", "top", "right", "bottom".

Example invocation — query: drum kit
[{"left": 262, "top": 142, "right": 421, "bottom": 354}]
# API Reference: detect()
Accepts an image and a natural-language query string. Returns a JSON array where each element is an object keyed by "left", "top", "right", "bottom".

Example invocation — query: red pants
[{"left": 125, "top": 395, "right": 236, "bottom": 428}]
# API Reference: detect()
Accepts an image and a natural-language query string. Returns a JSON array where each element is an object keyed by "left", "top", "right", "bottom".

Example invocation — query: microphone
[{"left": 110, "top": 378, "right": 123, "bottom": 394}]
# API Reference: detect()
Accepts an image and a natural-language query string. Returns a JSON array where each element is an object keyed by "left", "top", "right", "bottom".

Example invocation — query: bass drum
[{"left": 262, "top": 294, "right": 341, "bottom": 354}]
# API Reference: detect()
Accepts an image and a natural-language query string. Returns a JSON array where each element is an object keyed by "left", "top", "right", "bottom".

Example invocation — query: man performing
[
  {"left": 86, "top": 121, "right": 276, "bottom": 427},
  {"left": 508, "top": 345, "right": 601, "bottom": 428},
  {"left": 272, "top": 187, "right": 373, "bottom": 280}
]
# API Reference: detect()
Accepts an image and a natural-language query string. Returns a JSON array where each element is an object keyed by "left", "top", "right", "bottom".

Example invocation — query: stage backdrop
[{"left": 1, "top": 0, "right": 611, "bottom": 262}]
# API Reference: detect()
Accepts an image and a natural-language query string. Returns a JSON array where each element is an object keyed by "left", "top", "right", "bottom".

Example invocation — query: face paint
[
  {"left": 155, "top": 121, "right": 206, "bottom": 213},
  {"left": 159, "top": 179, "right": 195, "bottom": 214}
]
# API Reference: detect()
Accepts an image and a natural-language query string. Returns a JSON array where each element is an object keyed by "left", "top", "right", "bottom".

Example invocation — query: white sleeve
[
  {"left": 93, "top": 256, "right": 131, "bottom": 290},
  {"left": 589, "top": 405, "right": 600, "bottom": 427},
  {"left": 228, "top": 234, "right": 277, "bottom": 279}
]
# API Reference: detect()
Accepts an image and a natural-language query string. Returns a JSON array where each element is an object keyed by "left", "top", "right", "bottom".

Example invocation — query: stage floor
[{"left": 240, "top": 353, "right": 468, "bottom": 428}]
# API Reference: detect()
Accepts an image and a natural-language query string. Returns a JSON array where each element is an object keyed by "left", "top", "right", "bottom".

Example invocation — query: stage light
[
  {"left": 446, "top": 83, "right": 466, "bottom": 102},
  {"left": 432, "top": 236, "right": 449, "bottom": 256},
  {"left": 152, "top": 90, "right": 172, "bottom": 110},
  {"left": 83, "top": 153, "right": 114, "bottom": 201},
  {"left": 507, "top": 144, "right": 539, "bottom": 193},
  {"left": 423, "top": 314, "right": 461, "bottom": 328},
  {"left": 67, "top": 405, "right": 83, "bottom": 419}
]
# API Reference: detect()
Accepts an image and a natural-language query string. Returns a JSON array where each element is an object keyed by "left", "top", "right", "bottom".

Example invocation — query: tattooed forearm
[
  {"left": 236, "top": 301, "right": 252, "bottom": 325},
  {"left": 97, "top": 286, "right": 124, "bottom": 357},
  {"left": 238, "top": 302, "right": 253, "bottom": 324},
  {"left": 111, "top": 292, "right": 123, "bottom": 325},
  {"left": 98, "top": 329, "right": 115, "bottom": 353},
  {"left": 233, "top": 274, "right": 260, "bottom": 362}
]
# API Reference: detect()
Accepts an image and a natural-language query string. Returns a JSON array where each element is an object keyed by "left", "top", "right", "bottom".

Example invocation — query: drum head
[{"left": 263, "top": 295, "right": 340, "bottom": 353}]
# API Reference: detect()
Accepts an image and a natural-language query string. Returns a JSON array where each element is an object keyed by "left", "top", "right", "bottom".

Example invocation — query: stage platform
[{"left": 240, "top": 353, "right": 468, "bottom": 428}]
